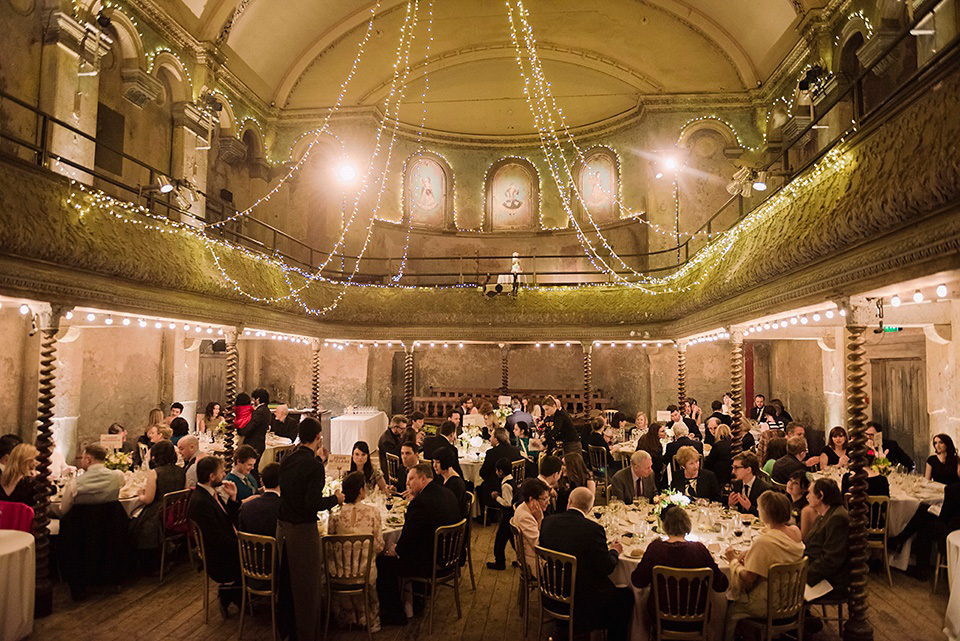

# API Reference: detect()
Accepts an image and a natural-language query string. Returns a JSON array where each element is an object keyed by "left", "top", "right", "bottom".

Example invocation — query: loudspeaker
[{"left": 211, "top": 339, "right": 227, "bottom": 352}]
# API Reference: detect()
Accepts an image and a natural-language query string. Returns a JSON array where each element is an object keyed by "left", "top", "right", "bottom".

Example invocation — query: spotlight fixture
[
  {"left": 913, "top": 290, "right": 924, "bottom": 303},
  {"left": 752, "top": 171, "right": 768, "bottom": 191},
  {"left": 156, "top": 176, "right": 175, "bottom": 194},
  {"left": 936, "top": 284, "right": 948, "bottom": 298},
  {"left": 891, "top": 294, "right": 901, "bottom": 307},
  {"left": 337, "top": 163, "right": 358, "bottom": 183}
]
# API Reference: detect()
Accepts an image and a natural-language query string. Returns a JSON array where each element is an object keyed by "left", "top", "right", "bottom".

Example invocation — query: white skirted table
[
  {"left": 331, "top": 412, "right": 388, "bottom": 456},
  {"left": 0, "top": 530, "right": 35, "bottom": 641}
]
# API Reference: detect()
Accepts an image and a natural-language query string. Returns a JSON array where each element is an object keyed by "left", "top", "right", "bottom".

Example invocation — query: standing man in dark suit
[
  {"left": 378, "top": 415, "right": 408, "bottom": 476},
  {"left": 479, "top": 427, "right": 522, "bottom": 509},
  {"left": 239, "top": 462, "right": 281, "bottom": 536},
  {"left": 706, "top": 401, "right": 732, "bottom": 444},
  {"left": 543, "top": 395, "right": 580, "bottom": 453},
  {"left": 539, "top": 486, "right": 633, "bottom": 641},
  {"left": 728, "top": 452, "right": 769, "bottom": 516},
  {"left": 277, "top": 418, "right": 343, "bottom": 641},
  {"left": 421, "top": 421, "right": 464, "bottom": 479},
  {"left": 376, "top": 462, "right": 461, "bottom": 624},
  {"left": 239, "top": 387, "right": 271, "bottom": 465},
  {"left": 188, "top": 456, "right": 242, "bottom": 618}
]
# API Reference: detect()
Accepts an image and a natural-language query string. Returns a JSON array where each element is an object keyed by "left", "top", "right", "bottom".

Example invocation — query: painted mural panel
[
  {"left": 489, "top": 161, "right": 537, "bottom": 230},
  {"left": 578, "top": 151, "right": 618, "bottom": 223},
  {"left": 407, "top": 157, "right": 446, "bottom": 228}
]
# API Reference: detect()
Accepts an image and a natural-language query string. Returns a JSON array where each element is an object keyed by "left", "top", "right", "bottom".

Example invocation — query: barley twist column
[
  {"left": 677, "top": 342, "right": 688, "bottom": 408},
  {"left": 843, "top": 309, "right": 874, "bottom": 641},
  {"left": 223, "top": 327, "right": 239, "bottom": 459},
  {"left": 582, "top": 342, "right": 593, "bottom": 414},
  {"left": 729, "top": 331, "right": 745, "bottom": 459},
  {"left": 31, "top": 303, "right": 68, "bottom": 617},
  {"left": 403, "top": 344, "right": 415, "bottom": 416},
  {"left": 500, "top": 344, "right": 509, "bottom": 395},
  {"left": 310, "top": 339, "right": 321, "bottom": 412}
]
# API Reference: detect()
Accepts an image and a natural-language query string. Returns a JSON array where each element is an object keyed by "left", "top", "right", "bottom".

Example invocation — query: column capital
[
  {"left": 30, "top": 303, "right": 72, "bottom": 332},
  {"left": 837, "top": 296, "right": 877, "bottom": 327},
  {"left": 223, "top": 326, "right": 242, "bottom": 343},
  {"left": 676, "top": 341, "right": 688, "bottom": 352},
  {"left": 580, "top": 341, "right": 593, "bottom": 354},
  {"left": 310, "top": 338, "right": 322, "bottom": 351},
  {"left": 730, "top": 330, "right": 745, "bottom": 344}
]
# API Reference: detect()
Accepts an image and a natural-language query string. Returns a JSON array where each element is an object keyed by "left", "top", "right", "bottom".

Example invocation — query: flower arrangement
[
  {"left": 458, "top": 426, "right": 484, "bottom": 452},
  {"left": 211, "top": 417, "right": 227, "bottom": 437},
  {"left": 104, "top": 450, "right": 133, "bottom": 472},
  {"left": 653, "top": 491, "right": 691, "bottom": 530},
  {"left": 322, "top": 476, "right": 343, "bottom": 498},
  {"left": 872, "top": 456, "right": 892, "bottom": 476},
  {"left": 494, "top": 406, "right": 513, "bottom": 426}
]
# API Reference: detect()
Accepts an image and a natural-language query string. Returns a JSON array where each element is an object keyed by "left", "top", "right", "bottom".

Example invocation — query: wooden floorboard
[{"left": 29, "top": 523, "right": 951, "bottom": 641}]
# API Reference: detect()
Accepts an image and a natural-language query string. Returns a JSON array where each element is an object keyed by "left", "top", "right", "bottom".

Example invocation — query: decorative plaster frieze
[
  {"left": 173, "top": 101, "right": 213, "bottom": 137},
  {"left": 217, "top": 136, "right": 247, "bottom": 164},
  {"left": 857, "top": 29, "right": 901, "bottom": 75}
]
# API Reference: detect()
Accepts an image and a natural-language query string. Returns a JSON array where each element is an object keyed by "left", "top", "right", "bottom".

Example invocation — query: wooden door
[
  {"left": 198, "top": 349, "right": 228, "bottom": 411},
  {"left": 870, "top": 358, "right": 928, "bottom": 467}
]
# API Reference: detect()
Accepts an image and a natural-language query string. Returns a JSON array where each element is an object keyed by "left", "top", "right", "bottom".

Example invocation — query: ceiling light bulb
[
  {"left": 913, "top": 290, "right": 924, "bottom": 303},
  {"left": 626, "top": 342, "right": 632, "bottom": 348},
  {"left": 105, "top": 316, "right": 113, "bottom": 325},
  {"left": 609, "top": 342, "right": 616, "bottom": 347},
  {"left": 755, "top": 325, "right": 763, "bottom": 333},
  {"left": 122, "top": 318, "right": 130, "bottom": 326},
  {"left": 663, "top": 156, "right": 678, "bottom": 170},
  {"left": 763, "top": 322, "right": 771, "bottom": 330},
  {"left": 890, "top": 294, "right": 901, "bottom": 307},
  {"left": 748, "top": 326, "right": 755, "bottom": 333},
  {"left": 387, "top": 342, "right": 393, "bottom": 347},
  {"left": 218, "top": 329, "right": 223, "bottom": 335},
  {"left": 813, "top": 313, "right": 821, "bottom": 321},
  {"left": 429, "top": 342, "right": 435, "bottom": 347},
  {"left": 566, "top": 342, "right": 571, "bottom": 347},
  {"left": 800, "top": 316, "right": 808, "bottom": 324},
  {"left": 206, "top": 328, "right": 213, "bottom": 334},
  {"left": 168, "top": 323, "right": 175, "bottom": 329},
  {"left": 656, "top": 342, "right": 662, "bottom": 348},
  {"left": 641, "top": 342, "right": 647, "bottom": 348},
  {"left": 86, "top": 313, "right": 96, "bottom": 321},
  {"left": 936, "top": 284, "right": 947, "bottom": 298},
  {"left": 443, "top": 343, "right": 448, "bottom": 348},
  {"left": 337, "top": 163, "right": 357, "bottom": 183},
  {"left": 19, "top": 304, "right": 29, "bottom": 315},
  {"left": 825, "top": 310, "right": 834, "bottom": 319},
  {"left": 65, "top": 311, "right": 73, "bottom": 320},
  {"left": 183, "top": 324, "right": 190, "bottom": 331},
  {"left": 535, "top": 343, "right": 541, "bottom": 348},
  {"left": 458, "top": 343, "right": 464, "bottom": 348},
  {"left": 155, "top": 322, "right": 162, "bottom": 329},
  {"left": 549, "top": 342, "right": 555, "bottom": 348},
  {"left": 839, "top": 309, "right": 847, "bottom": 317},
  {"left": 789, "top": 317, "right": 797, "bottom": 325}
]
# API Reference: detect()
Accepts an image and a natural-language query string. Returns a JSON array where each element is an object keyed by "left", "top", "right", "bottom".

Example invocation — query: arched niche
[
  {"left": 484, "top": 157, "right": 539, "bottom": 232},
  {"left": 240, "top": 122, "right": 265, "bottom": 162},
  {"left": 403, "top": 152, "right": 453, "bottom": 230},
  {"left": 572, "top": 146, "right": 620, "bottom": 224},
  {"left": 151, "top": 52, "right": 192, "bottom": 105}
]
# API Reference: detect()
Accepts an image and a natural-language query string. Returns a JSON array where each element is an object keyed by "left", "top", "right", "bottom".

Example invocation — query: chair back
[
  {"left": 385, "top": 452, "right": 401, "bottom": 486},
  {"left": 511, "top": 459, "right": 527, "bottom": 483},
  {"left": 238, "top": 531, "right": 277, "bottom": 591},
  {"left": 603, "top": 409, "right": 618, "bottom": 425},
  {"left": 433, "top": 519, "right": 467, "bottom": 581},
  {"left": 510, "top": 523, "right": 533, "bottom": 581},
  {"left": 587, "top": 445, "right": 608, "bottom": 477},
  {"left": 865, "top": 495, "right": 890, "bottom": 540},
  {"left": 161, "top": 488, "right": 193, "bottom": 537},
  {"left": 321, "top": 533, "right": 374, "bottom": 590},
  {"left": 464, "top": 491, "right": 476, "bottom": 528},
  {"left": 770, "top": 479, "right": 788, "bottom": 494},
  {"left": 534, "top": 545, "right": 576, "bottom": 620},
  {"left": 272, "top": 445, "right": 295, "bottom": 465},
  {"left": 0, "top": 502, "right": 34, "bottom": 532},
  {"left": 651, "top": 566, "right": 713, "bottom": 639},
  {"left": 764, "top": 558, "right": 808, "bottom": 630},
  {"left": 190, "top": 520, "right": 207, "bottom": 567}
]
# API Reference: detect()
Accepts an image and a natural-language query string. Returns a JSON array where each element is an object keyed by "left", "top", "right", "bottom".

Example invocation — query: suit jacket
[
  {"left": 238, "top": 403, "right": 271, "bottom": 456},
  {"left": 511, "top": 501, "right": 541, "bottom": 575},
  {"left": 682, "top": 417, "right": 702, "bottom": 441},
  {"left": 422, "top": 437, "right": 465, "bottom": 478},
  {"left": 731, "top": 477, "right": 770, "bottom": 516},
  {"left": 505, "top": 410, "right": 535, "bottom": 432},
  {"left": 704, "top": 437, "right": 733, "bottom": 485},
  {"left": 771, "top": 455, "right": 807, "bottom": 484},
  {"left": 610, "top": 467, "right": 657, "bottom": 503},
  {"left": 883, "top": 438, "right": 915, "bottom": 471},
  {"left": 479, "top": 442, "right": 523, "bottom": 483},
  {"left": 539, "top": 509, "right": 620, "bottom": 620},
  {"left": 750, "top": 406, "right": 765, "bottom": 421},
  {"left": 806, "top": 505, "right": 850, "bottom": 589},
  {"left": 708, "top": 411, "right": 732, "bottom": 427},
  {"left": 395, "top": 480, "right": 462, "bottom": 577},
  {"left": 239, "top": 491, "right": 281, "bottom": 536},
  {"left": 585, "top": 432, "right": 615, "bottom": 470},
  {"left": 378, "top": 429, "right": 402, "bottom": 475},
  {"left": 546, "top": 410, "right": 579, "bottom": 451},
  {"left": 940, "top": 482, "right": 960, "bottom": 530},
  {"left": 671, "top": 469, "right": 722, "bottom": 502},
  {"left": 272, "top": 415, "right": 300, "bottom": 441},
  {"left": 188, "top": 486, "right": 241, "bottom": 583},
  {"left": 664, "top": 437, "right": 703, "bottom": 466}
]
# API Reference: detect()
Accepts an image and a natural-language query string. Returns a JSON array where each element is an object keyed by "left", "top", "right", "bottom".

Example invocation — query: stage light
[
  {"left": 752, "top": 171, "right": 768, "bottom": 191},
  {"left": 890, "top": 294, "right": 901, "bottom": 307}
]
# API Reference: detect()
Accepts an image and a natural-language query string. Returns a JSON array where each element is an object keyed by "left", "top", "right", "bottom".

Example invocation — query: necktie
[{"left": 636, "top": 477, "right": 643, "bottom": 499}]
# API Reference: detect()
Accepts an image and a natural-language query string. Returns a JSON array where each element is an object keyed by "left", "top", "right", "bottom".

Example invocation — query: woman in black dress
[
  {"left": 925, "top": 433, "right": 960, "bottom": 485},
  {"left": 819, "top": 426, "right": 849, "bottom": 468}
]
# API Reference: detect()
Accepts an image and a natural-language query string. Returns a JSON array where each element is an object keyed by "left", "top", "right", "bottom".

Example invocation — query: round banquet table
[{"left": 0, "top": 530, "right": 35, "bottom": 641}]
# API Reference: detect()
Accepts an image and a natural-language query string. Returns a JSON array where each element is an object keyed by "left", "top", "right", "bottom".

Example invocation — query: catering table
[
  {"left": 332, "top": 412, "right": 388, "bottom": 456},
  {"left": 0, "top": 530, "right": 35, "bottom": 641}
]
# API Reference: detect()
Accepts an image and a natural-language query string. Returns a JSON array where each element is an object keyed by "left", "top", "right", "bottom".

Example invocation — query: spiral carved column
[
  {"left": 310, "top": 339, "right": 321, "bottom": 412},
  {"left": 223, "top": 327, "right": 239, "bottom": 459},
  {"left": 677, "top": 343, "right": 687, "bottom": 408},
  {"left": 843, "top": 321, "right": 874, "bottom": 641},
  {"left": 31, "top": 304, "right": 67, "bottom": 617},
  {"left": 582, "top": 343, "right": 593, "bottom": 414},
  {"left": 500, "top": 344, "right": 509, "bottom": 395},
  {"left": 403, "top": 345, "right": 415, "bottom": 416},
  {"left": 729, "top": 332, "right": 745, "bottom": 460}
]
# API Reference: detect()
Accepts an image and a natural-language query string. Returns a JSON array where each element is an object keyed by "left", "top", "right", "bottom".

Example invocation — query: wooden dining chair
[
  {"left": 463, "top": 491, "right": 477, "bottom": 590},
  {"left": 321, "top": 533, "right": 375, "bottom": 641},
  {"left": 864, "top": 495, "right": 893, "bottom": 587},
  {"left": 740, "top": 558, "right": 808, "bottom": 641},
  {"left": 159, "top": 488, "right": 193, "bottom": 581},
  {"left": 651, "top": 566, "right": 713, "bottom": 641},
  {"left": 385, "top": 452, "right": 401, "bottom": 487},
  {"left": 587, "top": 445, "right": 610, "bottom": 504},
  {"left": 190, "top": 520, "right": 235, "bottom": 625},
  {"left": 238, "top": 532, "right": 279, "bottom": 641},
  {"left": 511, "top": 523, "right": 537, "bottom": 638},
  {"left": 534, "top": 545, "right": 577, "bottom": 641},
  {"left": 511, "top": 458, "right": 527, "bottom": 483},
  {"left": 407, "top": 518, "right": 468, "bottom": 633}
]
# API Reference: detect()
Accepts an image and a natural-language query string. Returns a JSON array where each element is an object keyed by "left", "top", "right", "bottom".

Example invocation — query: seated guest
[
  {"left": 704, "top": 422, "right": 734, "bottom": 485},
  {"left": 664, "top": 424, "right": 703, "bottom": 468},
  {"left": 770, "top": 399, "right": 793, "bottom": 424},
  {"left": 637, "top": 423, "right": 667, "bottom": 488},
  {"left": 401, "top": 426, "right": 423, "bottom": 449},
  {"left": 728, "top": 452, "right": 769, "bottom": 516},
  {"left": 556, "top": 452, "right": 596, "bottom": 512},
  {"left": 350, "top": 440, "right": 391, "bottom": 494},
  {"left": 537, "top": 455, "right": 563, "bottom": 512},
  {"left": 177, "top": 435, "right": 200, "bottom": 488},
  {"left": 784, "top": 423, "right": 819, "bottom": 469},
  {"left": 771, "top": 436, "right": 808, "bottom": 484},
  {"left": 446, "top": 410, "right": 462, "bottom": 434},
  {"left": 376, "top": 463, "right": 460, "bottom": 625},
  {"left": 723, "top": 491, "right": 804, "bottom": 641},
  {"left": 889, "top": 478, "right": 960, "bottom": 579},
  {"left": 272, "top": 404, "right": 300, "bottom": 441},
  {"left": 107, "top": 423, "right": 135, "bottom": 454},
  {"left": 611, "top": 450, "right": 658, "bottom": 503},
  {"left": 479, "top": 427, "right": 522, "bottom": 507},
  {"left": 540, "top": 487, "right": 633, "bottom": 641},
  {"left": 0, "top": 433, "right": 24, "bottom": 473},
  {"left": 422, "top": 421, "right": 455, "bottom": 460},
  {"left": 188, "top": 456, "right": 242, "bottom": 617},
  {"left": 396, "top": 441, "right": 420, "bottom": 495},
  {"left": 0, "top": 443, "right": 38, "bottom": 506},
  {"left": 760, "top": 437, "right": 787, "bottom": 477},
  {"left": 707, "top": 400, "right": 733, "bottom": 431},
  {"left": 131, "top": 440, "right": 185, "bottom": 550},
  {"left": 786, "top": 470, "right": 817, "bottom": 541},
  {"left": 487, "top": 459, "right": 518, "bottom": 570},
  {"left": 585, "top": 417, "right": 620, "bottom": 473},
  {"left": 633, "top": 505, "right": 728, "bottom": 626},
  {"left": 805, "top": 479, "right": 850, "bottom": 596},
  {"left": 377, "top": 415, "right": 407, "bottom": 476},
  {"left": 169, "top": 416, "right": 189, "bottom": 446},
  {"left": 671, "top": 445, "right": 721, "bottom": 502},
  {"left": 505, "top": 397, "right": 535, "bottom": 436},
  {"left": 134, "top": 417, "right": 164, "bottom": 469},
  {"left": 239, "top": 462, "right": 281, "bottom": 536},
  {"left": 197, "top": 401, "right": 222, "bottom": 435},
  {"left": 840, "top": 451, "right": 890, "bottom": 497},
  {"left": 542, "top": 395, "right": 580, "bottom": 454},
  {"left": 667, "top": 404, "right": 702, "bottom": 441},
  {"left": 511, "top": 478, "right": 550, "bottom": 577},
  {"left": 225, "top": 445, "right": 261, "bottom": 502},
  {"left": 433, "top": 448, "right": 467, "bottom": 517},
  {"left": 819, "top": 426, "right": 849, "bottom": 468},
  {"left": 164, "top": 402, "right": 184, "bottom": 426},
  {"left": 408, "top": 411, "right": 426, "bottom": 434},
  {"left": 866, "top": 421, "right": 914, "bottom": 471},
  {"left": 60, "top": 444, "right": 124, "bottom": 514},
  {"left": 755, "top": 428, "right": 785, "bottom": 471},
  {"left": 926, "top": 434, "right": 960, "bottom": 485},
  {"left": 328, "top": 471, "right": 384, "bottom": 632}
]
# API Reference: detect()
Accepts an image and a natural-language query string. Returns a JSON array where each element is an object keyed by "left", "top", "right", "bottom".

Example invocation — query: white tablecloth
[
  {"left": 0, "top": 530, "right": 34, "bottom": 641},
  {"left": 944, "top": 530, "right": 960, "bottom": 640},
  {"left": 332, "top": 412, "right": 388, "bottom": 456}
]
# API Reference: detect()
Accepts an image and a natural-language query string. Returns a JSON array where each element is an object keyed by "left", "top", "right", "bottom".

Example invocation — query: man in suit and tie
[
  {"left": 479, "top": 427, "right": 522, "bottom": 508},
  {"left": 422, "top": 421, "right": 465, "bottom": 480},
  {"left": 728, "top": 452, "right": 769, "bottom": 516},
  {"left": 667, "top": 404, "right": 702, "bottom": 441},
  {"left": 188, "top": 455, "right": 242, "bottom": 617},
  {"left": 177, "top": 435, "right": 201, "bottom": 488},
  {"left": 610, "top": 450, "right": 658, "bottom": 503},
  {"left": 539, "top": 486, "right": 634, "bottom": 641},
  {"left": 239, "top": 462, "right": 281, "bottom": 536},
  {"left": 59, "top": 444, "right": 124, "bottom": 513},
  {"left": 749, "top": 394, "right": 767, "bottom": 421},
  {"left": 377, "top": 462, "right": 462, "bottom": 624}
]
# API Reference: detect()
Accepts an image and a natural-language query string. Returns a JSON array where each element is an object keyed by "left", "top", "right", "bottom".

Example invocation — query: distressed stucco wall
[{"left": 768, "top": 340, "right": 826, "bottom": 432}]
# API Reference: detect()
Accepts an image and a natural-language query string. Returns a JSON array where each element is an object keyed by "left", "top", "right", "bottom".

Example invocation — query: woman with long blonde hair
[{"left": 0, "top": 443, "right": 40, "bottom": 506}]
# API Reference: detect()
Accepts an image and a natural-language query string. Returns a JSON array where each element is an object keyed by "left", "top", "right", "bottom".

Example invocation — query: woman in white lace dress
[{"left": 327, "top": 471, "right": 384, "bottom": 632}]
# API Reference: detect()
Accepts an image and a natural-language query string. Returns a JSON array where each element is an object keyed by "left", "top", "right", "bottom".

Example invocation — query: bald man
[{"left": 178, "top": 435, "right": 201, "bottom": 488}]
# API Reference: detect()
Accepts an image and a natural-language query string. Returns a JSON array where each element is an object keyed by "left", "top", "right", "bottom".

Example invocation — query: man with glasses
[{"left": 728, "top": 452, "right": 768, "bottom": 516}]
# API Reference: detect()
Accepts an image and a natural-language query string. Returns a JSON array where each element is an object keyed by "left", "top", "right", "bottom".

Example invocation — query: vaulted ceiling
[{"left": 167, "top": 0, "right": 817, "bottom": 136}]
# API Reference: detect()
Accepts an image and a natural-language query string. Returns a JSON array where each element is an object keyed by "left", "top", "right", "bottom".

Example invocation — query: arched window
[
  {"left": 484, "top": 157, "right": 539, "bottom": 231},
  {"left": 404, "top": 152, "right": 453, "bottom": 229},
  {"left": 574, "top": 147, "right": 620, "bottom": 224}
]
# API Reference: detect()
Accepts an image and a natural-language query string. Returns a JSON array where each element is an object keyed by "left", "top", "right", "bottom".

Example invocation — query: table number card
[
  {"left": 655, "top": 410, "right": 672, "bottom": 423},
  {"left": 100, "top": 434, "right": 124, "bottom": 450}
]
